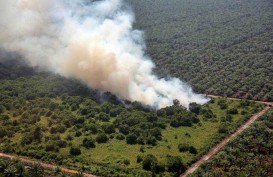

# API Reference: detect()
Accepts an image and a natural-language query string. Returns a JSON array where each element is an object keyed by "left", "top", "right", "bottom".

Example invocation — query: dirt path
[
  {"left": 0, "top": 152, "right": 97, "bottom": 177},
  {"left": 180, "top": 97, "right": 272, "bottom": 177}
]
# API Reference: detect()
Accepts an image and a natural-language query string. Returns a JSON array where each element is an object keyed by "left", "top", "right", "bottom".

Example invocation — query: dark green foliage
[
  {"left": 189, "top": 146, "right": 198, "bottom": 154},
  {"left": 83, "top": 123, "right": 98, "bottom": 134},
  {"left": 96, "top": 112, "right": 110, "bottom": 122},
  {"left": 56, "top": 140, "right": 67, "bottom": 148},
  {"left": 115, "top": 133, "right": 125, "bottom": 140},
  {"left": 69, "top": 147, "right": 81, "bottom": 156},
  {"left": 178, "top": 143, "right": 190, "bottom": 152},
  {"left": 33, "top": 126, "right": 42, "bottom": 142},
  {"left": 95, "top": 134, "right": 109, "bottom": 143},
  {"left": 0, "top": 105, "right": 5, "bottom": 114},
  {"left": 227, "top": 108, "right": 239, "bottom": 115},
  {"left": 0, "top": 114, "right": 9, "bottom": 121},
  {"left": 123, "top": 159, "right": 130, "bottom": 166},
  {"left": 189, "top": 103, "right": 201, "bottom": 114},
  {"left": 102, "top": 124, "right": 115, "bottom": 134},
  {"left": 178, "top": 144, "right": 198, "bottom": 154},
  {"left": 75, "top": 131, "right": 82, "bottom": 137},
  {"left": 142, "top": 154, "right": 158, "bottom": 171},
  {"left": 218, "top": 124, "right": 229, "bottom": 134},
  {"left": 166, "top": 156, "right": 185, "bottom": 174},
  {"left": 126, "top": 134, "right": 138, "bottom": 145},
  {"left": 0, "top": 129, "right": 7, "bottom": 138},
  {"left": 82, "top": 137, "right": 96, "bottom": 149},
  {"left": 45, "top": 143, "right": 57, "bottom": 152}
]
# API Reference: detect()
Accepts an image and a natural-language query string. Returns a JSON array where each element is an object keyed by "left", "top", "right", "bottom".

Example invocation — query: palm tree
[
  {"left": 14, "top": 160, "right": 25, "bottom": 177},
  {"left": 29, "top": 163, "right": 44, "bottom": 177},
  {"left": 53, "top": 166, "right": 62, "bottom": 175},
  {"left": 4, "top": 165, "right": 17, "bottom": 177}
]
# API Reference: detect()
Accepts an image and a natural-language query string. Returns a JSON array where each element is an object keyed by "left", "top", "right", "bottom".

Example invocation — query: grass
[
  {"left": 55, "top": 98, "right": 264, "bottom": 171},
  {"left": 1, "top": 97, "right": 264, "bottom": 176}
]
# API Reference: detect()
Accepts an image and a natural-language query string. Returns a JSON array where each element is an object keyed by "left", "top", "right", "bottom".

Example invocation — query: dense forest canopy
[{"left": 128, "top": 0, "right": 273, "bottom": 101}]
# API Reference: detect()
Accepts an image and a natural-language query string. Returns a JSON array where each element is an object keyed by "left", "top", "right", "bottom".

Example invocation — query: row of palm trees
[{"left": 0, "top": 158, "right": 84, "bottom": 177}]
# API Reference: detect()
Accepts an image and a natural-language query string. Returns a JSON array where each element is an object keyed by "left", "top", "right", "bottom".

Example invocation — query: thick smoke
[{"left": 0, "top": 0, "right": 209, "bottom": 109}]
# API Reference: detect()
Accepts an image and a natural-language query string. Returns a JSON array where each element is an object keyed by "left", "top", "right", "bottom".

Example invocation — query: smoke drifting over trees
[{"left": 0, "top": 0, "right": 209, "bottom": 108}]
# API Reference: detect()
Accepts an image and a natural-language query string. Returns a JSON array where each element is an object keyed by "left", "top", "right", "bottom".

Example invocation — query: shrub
[
  {"left": 146, "top": 136, "right": 157, "bottom": 146},
  {"left": 126, "top": 134, "right": 137, "bottom": 145},
  {"left": 166, "top": 156, "right": 185, "bottom": 173},
  {"left": 178, "top": 143, "right": 190, "bottom": 152},
  {"left": 96, "top": 134, "right": 109, "bottom": 143},
  {"left": 75, "top": 131, "right": 82, "bottom": 137},
  {"left": 102, "top": 124, "right": 115, "bottom": 134},
  {"left": 0, "top": 114, "right": 10, "bottom": 121},
  {"left": 123, "top": 159, "right": 130, "bottom": 165},
  {"left": 116, "top": 134, "right": 125, "bottom": 140},
  {"left": 45, "top": 144, "right": 57, "bottom": 152},
  {"left": 56, "top": 140, "right": 67, "bottom": 148},
  {"left": 69, "top": 147, "right": 81, "bottom": 156},
  {"left": 82, "top": 137, "right": 96, "bottom": 149},
  {"left": 189, "top": 146, "right": 198, "bottom": 154},
  {"left": 142, "top": 154, "right": 158, "bottom": 171},
  {"left": 227, "top": 108, "right": 238, "bottom": 115}
]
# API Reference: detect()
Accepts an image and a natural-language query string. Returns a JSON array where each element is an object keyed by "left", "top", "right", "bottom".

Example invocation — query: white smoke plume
[{"left": 0, "top": 0, "right": 209, "bottom": 109}]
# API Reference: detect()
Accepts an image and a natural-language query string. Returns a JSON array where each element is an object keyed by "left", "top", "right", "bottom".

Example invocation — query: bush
[
  {"left": 189, "top": 146, "right": 198, "bottom": 154},
  {"left": 56, "top": 140, "right": 67, "bottom": 148},
  {"left": 0, "top": 114, "right": 10, "bottom": 121},
  {"left": 69, "top": 147, "right": 81, "bottom": 156},
  {"left": 155, "top": 163, "right": 165, "bottom": 173},
  {"left": 126, "top": 134, "right": 137, "bottom": 145},
  {"left": 178, "top": 143, "right": 190, "bottom": 152},
  {"left": 45, "top": 144, "right": 57, "bottom": 152},
  {"left": 218, "top": 125, "right": 229, "bottom": 134},
  {"left": 116, "top": 134, "right": 125, "bottom": 140},
  {"left": 96, "top": 112, "right": 110, "bottom": 122},
  {"left": 166, "top": 156, "right": 185, "bottom": 174},
  {"left": 189, "top": 103, "right": 201, "bottom": 114},
  {"left": 146, "top": 136, "right": 157, "bottom": 146},
  {"left": 142, "top": 154, "right": 158, "bottom": 171},
  {"left": 102, "top": 124, "right": 115, "bottom": 134},
  {"left": 0, "top": 105, "right": 5, "bottom": 114},
  {"left": 227, "top": 108, "right": 238, "bottom": 115},
  {"left": 75, "top": 131, "right": 82, "bottom": 137},
  {"left": 123, "top": 159, "right": 130, "bottom": 165},
  {"left": 83, "top": 124, "right": 98, "bottom": 134},
  {"left": 82, "top": 137, "right": 96, "bottom": 149},
  {"left": 0, "top": 129, "right": 7, "bottom": 138},
  {"left": 96, "top": 134, "right": 109, "bottom": 143}
]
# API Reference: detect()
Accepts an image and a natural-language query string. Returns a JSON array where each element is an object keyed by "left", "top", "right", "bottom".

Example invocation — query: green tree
[
  {"left": 142, "top": 154, "right": 158, "bottom": 171},
  {"left": 166, "top": 156, "right": 185, "bottom": 174},
  {"left": 82, "top": 137, "right": 96, "bottom": 149},
  {"left": 96, "top": 134, "right": 109, "bottom": 143},
  {"left": 29, "top": 163, "right": 44, "bottom": 177},
  {"left": 69, "top": 147, "right": 81, "bottom": 156}
]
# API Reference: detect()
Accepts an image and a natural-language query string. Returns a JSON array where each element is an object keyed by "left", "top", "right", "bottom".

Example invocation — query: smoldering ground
[{"left": 0, "top": 0, "right": 209, "bottom": 109}]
